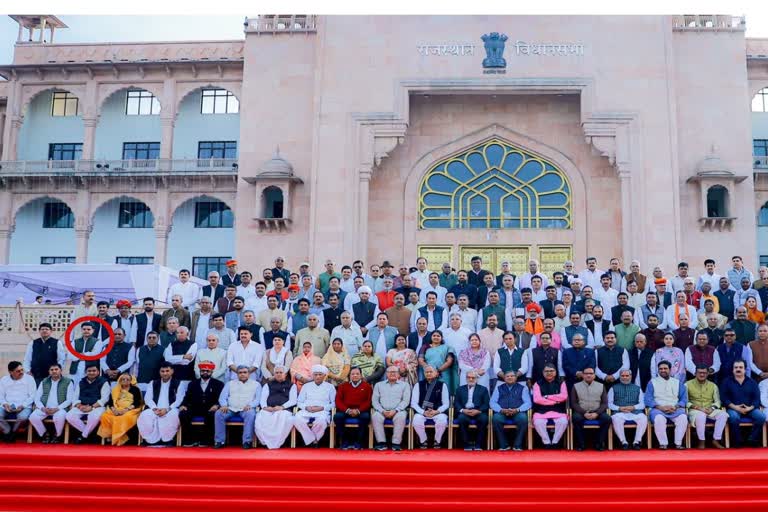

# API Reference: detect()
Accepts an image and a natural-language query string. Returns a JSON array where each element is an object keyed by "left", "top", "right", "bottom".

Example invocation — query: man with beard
[{"left": 179, "top": 361, "right": 224, "bottom": 446}]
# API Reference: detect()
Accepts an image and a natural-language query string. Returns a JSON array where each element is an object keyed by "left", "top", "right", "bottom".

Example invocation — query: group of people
[{"left": 2, "top": 254, "right": 768, "bottom": 451}]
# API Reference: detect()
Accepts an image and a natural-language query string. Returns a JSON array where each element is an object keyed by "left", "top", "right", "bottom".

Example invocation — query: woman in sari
[
  {"left": 322, "top": 338, "right": 351, "bottom": 386},
  {"left": 745, "top": 296, "right": 766, "bottom": 325},
  {"left": 350, "top": 340, "right": 385, "bottom": 384},
  {"left": 290, "top": 341, "right": 321, "bottom": 390},
  {"left": 651, "top": 333, "right": 685, "bottom": 380},
  {"left": 261, "top": 334, "right": 294, "bottom": 383},
  {"left": 458, "top": 333, "right": 491, "bottom": 388},
  {"left": 385, "top": 334, "right": 418, "bottom": 385},
  {"left": 419, "top": 330, "right": 457, "bottom": 394},
  {"left": 97, "top": 372, "right": 143, "bottom": 446}
]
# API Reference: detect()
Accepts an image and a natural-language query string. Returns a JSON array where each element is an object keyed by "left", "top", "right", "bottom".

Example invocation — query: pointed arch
[{"left": 174, "top": 82, "right": 242, "bottom": 114}]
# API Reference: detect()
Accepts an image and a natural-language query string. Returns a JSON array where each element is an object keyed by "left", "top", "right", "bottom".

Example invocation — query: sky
[{"left": 1, "top": 12, "right": 768, "bottom": 65}]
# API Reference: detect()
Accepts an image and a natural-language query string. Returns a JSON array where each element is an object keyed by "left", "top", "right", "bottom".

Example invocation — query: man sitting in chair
[
  {"left": 411, "top": 365, "right": 450, "bottom": 449},
  {"left": 607, "top": 369, "right": 647, "bottom": 450},
  {"left": 371, "top": 366, "right": 411, "bottom": 452},
  {"left": 179, "top": 361, "right": 224, "bottom": 447},
  {"left": 138, "top": 363, "right": 187, "bottom": 447},
  {"left": 454, "top": 370, "right": 490, "bottom": 451},
  {"left": 29, "top": 363, "right": 74, "bottom": 443},
  {"left": 294, "top": 365, "right": 336, "bottom": 447},
  {"left": 214, "top": 365, "right": 261, "bottom": 449},
  {"left": 255, "top": 366, "right": 297, "bottom": 449},
  {"left": 65, "top": 362, "right": 110, "bottom": 444},
  {"left": 490, "top": 370, "right": 531, "bottom": 451},
  {"left": 334, "top": 366, "right": 372, "bottom": 450},
  {"left": 645, "top": 360, "right": 688, "bottom": 450}
]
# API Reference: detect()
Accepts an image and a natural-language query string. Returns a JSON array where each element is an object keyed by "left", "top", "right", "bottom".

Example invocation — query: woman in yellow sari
[
  {"left": 98, "top": 373, "right": 143, "bottom": 446},
  {"left": 322, "top": 338, "right": 351, "bottom": 386}
]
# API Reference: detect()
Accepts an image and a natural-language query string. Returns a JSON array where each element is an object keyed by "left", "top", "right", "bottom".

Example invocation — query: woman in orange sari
[
  {"left": 745, "top": 296, "right": 766, "bottom": 325},
  {"left": 98, "top": 373, "right": 143, "bottom": 446},
  {"left": 290, "top": 341, "right": 321, "bottom": 391}
]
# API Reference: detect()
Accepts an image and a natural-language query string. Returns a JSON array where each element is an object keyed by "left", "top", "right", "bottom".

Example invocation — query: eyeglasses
[{"left": 725, "top": 333, "right": 736, "bottom": 337}]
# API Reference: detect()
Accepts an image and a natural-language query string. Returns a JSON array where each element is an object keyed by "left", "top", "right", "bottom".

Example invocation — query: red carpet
[{"left": 1, "top": 445, "right": 768, "bottom": 511}]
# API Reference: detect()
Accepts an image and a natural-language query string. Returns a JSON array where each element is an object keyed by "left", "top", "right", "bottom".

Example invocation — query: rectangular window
[
  {"left": 48, "top": 143, "right": 82, "bottom": 161},
  {"left": 761, "top": 255, "right": 768, "bottom": 268},
  {"left": 122, "top": 142, "right": 161, "bottom": 160},
  {"left": 116, "top": 256, "right": 154, "bottom": 265},
  {"left": 194, "top": 201, "right": 234, "bottom": 228},
  {"left": 126, "top": 90, "right": 161, "bottom": 116},
  {"left": 201, "top": 89, "right": 239, "bottom": 114},
  {"left": 43, "top": 202, "right": 74, "bottom": 229},
  {"left": 41, "top": 256, "right": 76, "bottom": 264},
  {"left": 118, "top": 202, "right": 154, "bottom": 228},
  {"left": 197, "top": 141, "right": 238, "bottom": 160},
  {"left": 192, "top": 256, "right": 231, "bottom": 280},
  {"left": 51, "top": 92, "right": 79, "bottom": 117}
]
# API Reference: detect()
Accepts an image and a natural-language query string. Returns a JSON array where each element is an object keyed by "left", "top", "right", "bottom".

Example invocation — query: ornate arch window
[{"left": 419, "top": 139, "right": 572, "bottom": 229}]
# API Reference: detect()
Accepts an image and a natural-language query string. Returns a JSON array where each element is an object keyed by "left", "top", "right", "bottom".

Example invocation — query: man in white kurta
[
  {"left": 330, "top": 312, "right": 364, "bottom": 356},
  {"left": 214, "top": 366, "right": 261, "bottom": 449},
  {"left": 65, "top": 363, "right": 111, "bottom": 442},
  {"left": 665, "top": 292, "right": 698, "bottom": 331},
  {"left": 443, "top": 314, "right": 472, "bottom": 356},
  {"left": 254, "top": 366, "right": 297, "bottom": 449},
  {"left": 167, "top": 269, "right": 200, "bottom": 309},
  {"left": 29, "top": 364, "right": 74, "bottom": 442},
  {"left": 226, "top": 327, "right": 265, "bottom": 381},
  {"left": 195, "top": 334, "right": 228, "bottom": 381},
  {"left": 294, "top": 365, "right": 336, "bottom": 446},
  {"left": 411, "top": 365, "right": 450, "bottom": 448},
  {"left": 138, "top": 364, "right": 187, "bottom": 446}
]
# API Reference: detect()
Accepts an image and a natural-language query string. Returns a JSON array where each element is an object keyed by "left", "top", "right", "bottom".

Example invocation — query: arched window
[
  {"left": 759, "top": 203, "right": 768, "bottom": 226},
  {"left": 263, "top": 187, "right": 284, "bottom": 218},
  {"left": 753, "top": 88, "right": 768, "bottom": 113},
  {"left": 706, "top": 185, "right": 729, "bottom": 218},
  {"left": 419, "top": 139, "right": 571, "bottom": 229}
]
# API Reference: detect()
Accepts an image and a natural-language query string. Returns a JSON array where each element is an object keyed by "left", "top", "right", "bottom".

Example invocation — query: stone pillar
[
  {"left": 358, "top": 169, "right": 372, "bottom": 260},
  {"left": 0, "top": 190, "right": 13, "bottom": 264},
  {"left": 618, "top": 170, "right": 633, "bottom": 263},
  {"left": 153, "top": 186, "right": 171, "bottom": 266},
  {"left": 159, "top": 79, "right": 177, "bottom": 161},
  {"left": 160, "top": 117, "right": 175, "bottom": 161},
  {"left": 81, "top": 117, "right": 98, "bottom": 160},
  {"left": 1, "top": 79, "right": 19, "bottom": 161},
  {"left": 154, "top": 226, "right": 170, "bottom": 266},
  {"left": 75, "top": 226, "right": 91, "bottom": 263},
  {"left": 0, "top": 226, "right": 13, "bottom": 264}
]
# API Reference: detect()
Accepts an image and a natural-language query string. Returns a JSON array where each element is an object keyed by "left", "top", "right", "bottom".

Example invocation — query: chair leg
[
  {"left": 64, "top": 423, "right": 70, "bottom": 445},
  {"left": 527, "top": 424, "right": 533, "bottom": 451},
  {"left": 27, "top": 424, "right": 33, "bottom": 444},
  {"left": 448, "top": 424, "right": 453, "bottom": 450},
  {"left": 763, "top": 422, "right": 767, "bottom": 447},
  {"left": 646, "top": 421, "right": 652, "bottom": 449},
  {"left": 368, "top": 424, "right": 373, "bottom": 449},
  {"left": 685, "top": 425, "right": 690, "bottom": 449},
  {"left": 290, "top": 426, "right": 296, "bottom": 449},
  {"left": 725, "top": 424, "right": 730, "bottom": 449},
  {"left": 176, "top": 426, "right": 182, "bottom": 447},
  {"left": 608, "top": 424, "right": 613, "bottom": 451}
]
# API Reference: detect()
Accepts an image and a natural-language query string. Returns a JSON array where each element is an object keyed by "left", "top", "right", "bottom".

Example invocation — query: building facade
[{"left": 0, "top": 14, "right": 766, "bottom": 280}]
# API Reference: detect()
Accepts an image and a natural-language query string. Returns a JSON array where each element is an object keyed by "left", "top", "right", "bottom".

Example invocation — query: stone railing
[
  {"left": 0, "top": 304, "right": 169, "bottom": 337},
  {"left": 0, "top": 158, "right": 239, "bottom": 176},
  {"left": 672, "top": 15, "right": 746, "bottom": 31},
  {"left": 245, "top": 15, "right": 317, "bottom": 34}
]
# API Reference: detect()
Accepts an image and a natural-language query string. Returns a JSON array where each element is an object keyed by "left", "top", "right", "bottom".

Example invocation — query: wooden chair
[
  {"left": 606, "top": 410, "right": 649, "bottom": 450},
  {"left": 488, "top": 409, "right": 533, "bottom": 450},
  {"left": 26, "top": 416, "right": 68, "bottom": 444},
  {"left": 724, "top": 415, "right": 767, "bottom": 448},
  {"left": 684, "top": 415, "right": 722, "bottom": 448},
  {"left": 448, "top": 405, "right": 492, "bottom": 450},
  {"left": 568, "top": 414, "right": 608, "bottom": 451},
  {"left": 221, "top": 412, "right": 257, "bottom": 448}
]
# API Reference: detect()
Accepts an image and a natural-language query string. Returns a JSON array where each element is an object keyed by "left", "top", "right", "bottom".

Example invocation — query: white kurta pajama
[
  {"left": 30, "top": 379, "right": 75, "bottom": 437},
  {"left": 294, "top": 381, "right": 336, "bottom": 445},
  {"left": 254, "top": 383, "right": 297, "bottom": 449},
  {"left": 138, "top": 379, "right": 187, "bottom": 444},
  {"left": 226, "top": 341, "right": 265, "bottom": 381}
]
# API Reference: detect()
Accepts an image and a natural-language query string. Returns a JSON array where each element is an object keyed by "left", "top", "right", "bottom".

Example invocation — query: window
[
  {"left": 754, "top": 140, "right": 768, "bottom": 168},
  {"left": 419, "top": 138, "right": 572, "bottom": 229},
  {"left": 51, "top": 92, "right": 79, "bottom": 117},
  {"left": 194, "top": 201, "right": 233, "bottom": 228},
  {"left": 41, "top": 257, "right": 75, "bottom": 264},
  {"left": 706, "top": 186, "right": 729, "bottom": 218},
  {"left": 126, "top": 90, "right": 161, "bottom": 116},
  {"left": 760, "top": 204, "right": 768, "bottom": 226},
  {"left": 192, "top": 256, "right": 231, "bottom": 280},
  {"left": 198, "top": 141, "right": 238, "bottom": 159},
  {"left": 201, "top": 89, "right": 239, "bottom": 114},
  {"left": 753, "top": 88, "right": 768, "bottom": 112},
  {"left": 122, "top": 142, "right": 161, "bottom": 160},
  {"left": 761, "top": 255, "right": 768, "bottom": 268},
  {"left": 43, "top": 202, "right": 74, "bottom": 228},
  {"left": 118, "top": 201, "right": 154, "bottom": 228},
  {"left": 48, "top": 143, "right": 82, "bottom": 161},
  {"left": 116, "top": 256, "right": 154, "bottom": 265},
  {"left": 263, "top": 187, "right": 284, "bottom": 218}
]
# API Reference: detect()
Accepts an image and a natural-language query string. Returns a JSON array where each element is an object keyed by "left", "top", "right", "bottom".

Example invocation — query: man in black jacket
[
  {"left": 454, "top": 372, "right": 490, "bottom": 451},
  {"left": 179, "top": 361, "right": 224, "bottom": 446},
  {"left": 629, "top": 333, "right": 654, "bottom": 391}
]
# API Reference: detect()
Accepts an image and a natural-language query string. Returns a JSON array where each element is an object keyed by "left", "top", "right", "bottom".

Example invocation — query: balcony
[
  {"left": 245, "top": 15, "right": 317, "bottom": 34},
  {"left": 672, "top": 15, "right": 746, "bottom": 32},
  {"left": 755, "top": 156, "right": 768, "bottom": 170},
  {"left": 0, "top": 158, "right": 239, "bottom": 177}
]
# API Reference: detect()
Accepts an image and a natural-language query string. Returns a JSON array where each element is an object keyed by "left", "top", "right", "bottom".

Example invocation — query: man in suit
[
  {"left": 454, "top": 371, "right": 490, "bottom": 451},
  {"left": 178, "top": 361, "right": 225, "bottom": 447},
  {"left": 539, "top": 286, "right": 564, "bottom": 319},
  {"left": 161, "top": 294, "right": 191, "bottom": 331},
  {"left": 495, "top": 260, "right": 516, "bottom": 288},
  {"left": 654, "top": 278, "right": 674, "bottom": 309},
  {"left": 200, "top": 271, "right": 226, "bottom": 305},
  {"left": 130, "top": 297, "right": 162, "bottom": 348},
  {"left": 629, "top": 333, "right": 654, "bottom": 390},
  {"left": 475, "top": 273, "right": 501, "bottom": 310}
]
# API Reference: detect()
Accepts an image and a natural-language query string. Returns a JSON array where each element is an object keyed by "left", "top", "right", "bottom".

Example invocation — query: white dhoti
[
  {"left": 610, "top": 412, "right": 648, "bottom": 444},
  {"left": 65, "top": 407, "right": 105, "bottom": 437},
  {"left": 137, "top": 408, "right": 180, "bottom": 444},
  {"left": 653, "top": 414, "right": 687, "bottom": 446},
  {"left": 30, "top": 409, "right": 68, "bottom": 437},
  {"left": 293, "top": 410, "right": 329, "bottom": 445},
  {"left": 688, "top": 409, "right": 727, "bottom": 441},
  {"left": 412, "top": 413, "right": 448, "bottom": 444},
  {"left": 255, "top": 410, "right": 294, "bottom": 449}
]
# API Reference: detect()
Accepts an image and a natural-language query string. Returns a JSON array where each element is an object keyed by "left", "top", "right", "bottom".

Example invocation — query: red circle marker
[{"left": 64, "top": 316, "right": 115, "bottom": 361}]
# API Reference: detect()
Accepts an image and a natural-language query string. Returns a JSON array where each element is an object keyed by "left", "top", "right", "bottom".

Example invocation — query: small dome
[
  {"left": 696, "top": 146, "right": 733, "bottom": 176},
  {"left": 257, "top": 147, "right": 294, "bottom": 177}
]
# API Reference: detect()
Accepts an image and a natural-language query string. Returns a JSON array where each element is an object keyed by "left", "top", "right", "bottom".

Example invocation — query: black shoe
[
  {"left": 50, "top": 435, "right": 62, "bottom": 444},
  {"left": 391, "top": 444, "right": 402, "bottom": 452},
  {"left": 473, "top": 445, "right": 483, "bottom": 451},
  {"left": 596, "top": 444, "right": 606, "bottom": 452},
  {"left": 433, "top": 443, "right": 441, "bottom": 450},
  {"left": 675, "top": 444, "right": 686, "bottom": 450},
  {"left": 340, "top": 442, "right": 350, "bottom": 450},
  {"left": 5, "top": 432, "right": 16, "bottom": 444},
  {"left": 41, "top": 432, "right": 51, "bottom": 444},
  {"left": 464, "top": 443, "right": 474, "bottom": 451},
  {"left": 311, "top": 441, "right": 320, "bottom": 448},
  {"left": 512, "top": 447, "right": 523, "bottom": 452},
  {"left": 621, "top": 442, "right": 629, "bottom": 450},
  {"left": 74, "top": 436, "right": 86, "bottom": 445},
  {"left": 374, "top": 442, "right": 387, "bottom": 451},
  {"left": 659, "top": 444, "right": 668, "bottom": 450},
  {"left": 748, "top": 439, "right": 762, "bottom": 448},
  {"left": 419, "top": 441, "right": 428, "bottom": 450},
  {"left": 632, "top": 442, "right": 642, "bottom": 450},
  {"left": 242, "top": 443, "right": 252, "bottom": 450},
  {"left": 213, "top": 442, "right": 225, "bottom": 449},
  {"left": 498, "top": 445, "right": 511, "bottom": 451},
  {"left": 575, "top": 445, "right": 584, "bottom": 452}
]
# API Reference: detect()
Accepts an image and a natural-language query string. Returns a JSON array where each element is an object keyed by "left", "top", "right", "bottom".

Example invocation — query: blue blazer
[{"left": 453, "top": 384, "right": 490, "bottom": 416}]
